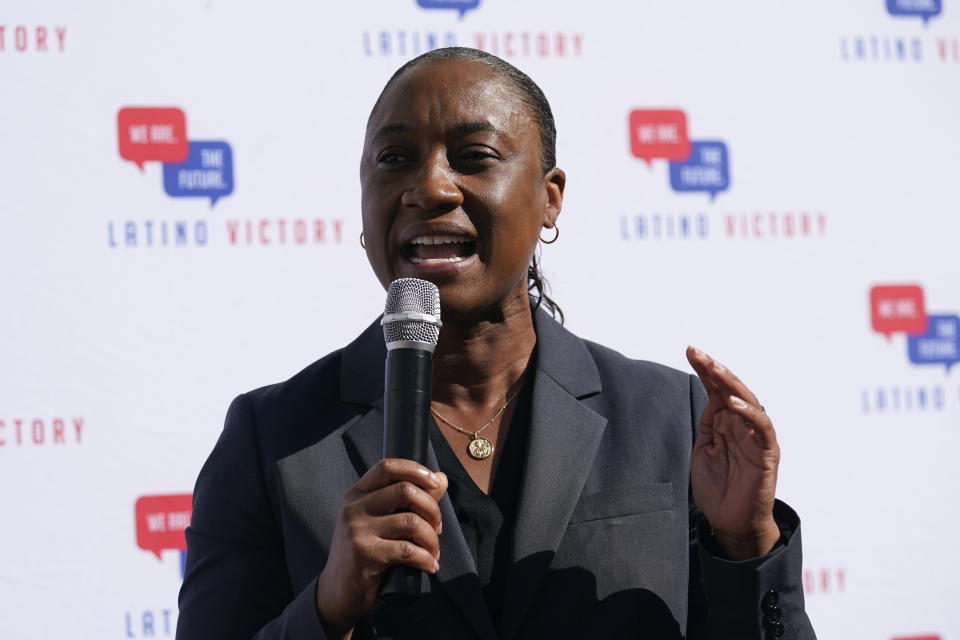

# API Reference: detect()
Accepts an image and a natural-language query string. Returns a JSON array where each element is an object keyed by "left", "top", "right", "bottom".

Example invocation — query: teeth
[
  {"left": 409, "top": 255, "right": 467, "bottom": 264},
  {"left": 409, "top": 235, "right": 471, "bottom": 245}
]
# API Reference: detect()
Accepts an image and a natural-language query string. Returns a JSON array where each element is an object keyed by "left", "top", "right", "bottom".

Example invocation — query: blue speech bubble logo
[
  {"left": 886, "top": 0, "right": 942, "bottom": 25},
  {"left": 163, "top": 141, "right": 234, "bottom": 208},
  {"left": 908, "top": 313, "right": 960, "bottom": 372},
  {"left": 669, "top": 140, "right": 729, "bottom": 200},
  {"left": 416, "top": 0, "right": 480, "bottom": 19}
]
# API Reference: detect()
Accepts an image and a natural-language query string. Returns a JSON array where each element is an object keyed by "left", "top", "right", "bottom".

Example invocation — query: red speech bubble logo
[
  {"left": 870, "top": 284, "right": 928, "bottom": 340},
  {"left": 118, "top": 107, "right": 189, "bottom": 171},
  {"left": 628, "top": 109, "right": 691, "bottom": 166},
  {"left": 135, "top": 494, "right": 192, "bottom": 560}
]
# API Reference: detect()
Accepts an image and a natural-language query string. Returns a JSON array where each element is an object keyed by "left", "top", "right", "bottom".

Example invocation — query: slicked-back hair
[{"left": 369, "top": 47, "right": 564, "bottom": 322}]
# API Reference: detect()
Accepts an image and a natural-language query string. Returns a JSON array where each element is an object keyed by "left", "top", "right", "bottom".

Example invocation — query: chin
[{"left": 437, "top": 284, "right": 532, "bottom": 327}]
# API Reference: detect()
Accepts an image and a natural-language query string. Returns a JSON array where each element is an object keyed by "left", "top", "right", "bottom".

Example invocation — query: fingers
[
  {"left": 341, "top": 458, "right": 448, "bottom": 575},
  {"left": 686, "top": 346, "right": 778, "bottom": 449},
  {"left": 369, "top": 539, "right": 440, "bottom": 574},
  {"left": 317, "top": 460, "right": 449, "bottom": 629},
  {"left": 686, "top": 346, "right": 741, "bottom": 429},
  {"left": 359, "top": 478, "right": 445, "bottom": 534},
  {"left": 686, "top": 345, "right": 723, "bottom": 394},
  {"left": 725, "top": 394, "right": 777, "bottom": 449},
  {"left": 345, "top": 525, "right": 440, "bottom": 576},
  {"left": 352, "top": 459, "right": 446, "bottom": 525},
  {"left": 378, "top": 511, "right": 441, "bottom": 560},
  {"left": 355, "top": 458, "right": 445, "bottom": 494},
  {"left": 686, "top": 346, "right": 760, "bottom": 406}
]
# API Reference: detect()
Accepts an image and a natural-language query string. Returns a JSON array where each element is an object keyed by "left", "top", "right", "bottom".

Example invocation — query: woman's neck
[{"left": 431, "top": 292, "right": 537, "bottom": 410}]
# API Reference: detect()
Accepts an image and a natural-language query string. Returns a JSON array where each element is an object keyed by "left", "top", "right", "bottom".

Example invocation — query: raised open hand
[{"left": 686, "top": 346, "right": 781, "bottom": 559}]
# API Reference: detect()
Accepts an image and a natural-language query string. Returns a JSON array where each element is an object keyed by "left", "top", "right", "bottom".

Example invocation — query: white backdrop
[{"left": 2, "top": 1, "right": 958, "bottom": 638}]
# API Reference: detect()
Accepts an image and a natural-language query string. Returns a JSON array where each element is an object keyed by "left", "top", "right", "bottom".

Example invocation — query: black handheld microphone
[{"left": 378, "top": 277, "right": 442, "bottom": 604}]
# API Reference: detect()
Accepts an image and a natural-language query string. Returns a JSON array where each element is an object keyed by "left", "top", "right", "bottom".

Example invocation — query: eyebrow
[
  {"left": 371, "top": 120, "right": 502, "bottom": 142},
  {"left": 455, "top": 121, "right": 500, "bottom": 136},
  {"left": 372, "top": 123, "right": 409, "bottom": 141}
]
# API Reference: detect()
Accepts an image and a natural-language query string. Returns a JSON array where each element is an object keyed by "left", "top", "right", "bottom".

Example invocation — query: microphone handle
[{"left": 379, "top": 347, "right": 433, "bottom": 605}]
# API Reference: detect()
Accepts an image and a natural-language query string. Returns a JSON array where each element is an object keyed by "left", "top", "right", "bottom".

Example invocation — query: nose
[{"left": 401, "top": 150, "right": 464, "bottom": 212}]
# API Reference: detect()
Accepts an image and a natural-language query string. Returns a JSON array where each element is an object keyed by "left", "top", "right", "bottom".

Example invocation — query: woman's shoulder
[
  {"left": 582, "top": 338, "right": 692, "bottom": 388},
  {"left": 578, "top": 339, "right": 699, "bottom": 424},
  {"left": 535, "top": 309, "right": 693, "bottom": 395},
  {"left": 220, "top": 322, "right": 382, "bottom": 461},
  {"left": 545, "top": 324, "right": 701, "bottom": 446},
  {"left": 243, "top": 318, "right": 384, "bottom": 412},
  {"left": 244, "top": 349, "right": 344, "bottom": 408}
]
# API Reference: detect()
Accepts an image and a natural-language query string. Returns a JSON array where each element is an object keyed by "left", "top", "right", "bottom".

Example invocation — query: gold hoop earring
[
  {"left": 539, "top": 224, "right": 559, "bottom": 244},
  {"left": 360, "top": 232, "right": 365, "bottom": 248}
]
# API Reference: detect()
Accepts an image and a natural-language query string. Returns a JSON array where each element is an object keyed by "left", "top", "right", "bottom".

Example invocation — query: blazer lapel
[
  {"left": 501, "top": 311, "right": 607, "bottom": 640},
  {"left": 339, "top": 320, "right": 497, "bottom": 640}
]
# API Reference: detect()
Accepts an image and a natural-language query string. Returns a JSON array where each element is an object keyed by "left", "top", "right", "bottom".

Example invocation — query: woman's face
[{"left": 360, "top": 59, "right": 564, "bottom": 320}]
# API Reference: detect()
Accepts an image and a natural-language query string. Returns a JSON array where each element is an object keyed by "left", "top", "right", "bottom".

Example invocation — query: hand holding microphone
[{"left": 315, "top": 279, "right": 445, "bottom": 636}]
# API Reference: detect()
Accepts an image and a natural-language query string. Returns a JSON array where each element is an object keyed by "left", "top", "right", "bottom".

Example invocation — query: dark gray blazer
[{"left": 177, "top": 309, "right": 815, "bottom": 639}]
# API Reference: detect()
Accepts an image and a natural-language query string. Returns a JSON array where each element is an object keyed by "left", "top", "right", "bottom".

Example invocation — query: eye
[
  {"left": 452, "top": 146, "right": 499, "bottom": 172},
  {"left": 376, "top": 148, "right": 413, "bottom": 165},
  {"left": 461, "top": 150, "right": 496, "bottom": 161}
]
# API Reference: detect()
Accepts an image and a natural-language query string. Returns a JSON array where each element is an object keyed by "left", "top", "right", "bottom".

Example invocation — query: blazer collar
[
  {"left": 339, "top": 318, "right": 386, "bottom": 407},
  {"left": 338, "top": 307, "right": 602, "bottom": 407},
  {"left": 529, "top": 307, "right": 602, "bottom": 399}
]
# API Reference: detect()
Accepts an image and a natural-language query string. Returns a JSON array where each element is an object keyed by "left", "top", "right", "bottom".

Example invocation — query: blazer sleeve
[
  {"left": 685, "top": 375, "right": 817, "bottom": 640},
  {"left": 176, "top": 393, "right": 329, "bottom": 640}
]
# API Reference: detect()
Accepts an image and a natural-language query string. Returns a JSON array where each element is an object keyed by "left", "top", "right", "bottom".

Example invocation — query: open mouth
[{"left": 404, "top": 234, "right": 477, "bottom": 264}]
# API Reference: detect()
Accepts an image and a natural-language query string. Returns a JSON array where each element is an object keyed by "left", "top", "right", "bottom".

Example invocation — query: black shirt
[{"left": 428, "top": 370, "right": 534, "bottom": 631}]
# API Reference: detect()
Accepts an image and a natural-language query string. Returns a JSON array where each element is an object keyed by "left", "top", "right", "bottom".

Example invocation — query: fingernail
[
  {"left": 433, "top": 559, "right": 440, "bottom": 573},
  {"left": 690, "top": 345, "right": 705, "bottom": 357},
  {"left": 429, "top": 471, "right": 442, "bottom": 487},
  {"left": 729, "top": 395, "right": 748, "bottom": 409}
]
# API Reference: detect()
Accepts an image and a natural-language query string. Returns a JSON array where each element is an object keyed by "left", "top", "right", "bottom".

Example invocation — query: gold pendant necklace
[{"left": 431, "top": 386, "right": 522, "bottom": 460}]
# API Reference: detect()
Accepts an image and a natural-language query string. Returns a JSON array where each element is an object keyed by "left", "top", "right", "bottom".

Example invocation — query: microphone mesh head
[{"left": 382, "top": 278, "right": 441, "bottom": 347}]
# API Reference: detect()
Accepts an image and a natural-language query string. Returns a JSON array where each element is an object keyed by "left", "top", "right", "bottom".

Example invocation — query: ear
[{"left": 541, "top": 167, "right": 566, "bottom": 228}]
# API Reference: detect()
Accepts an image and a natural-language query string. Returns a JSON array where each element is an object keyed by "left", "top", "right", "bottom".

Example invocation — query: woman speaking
[{"left": 176, "top": 48, "right": 816, "bottom": 639}]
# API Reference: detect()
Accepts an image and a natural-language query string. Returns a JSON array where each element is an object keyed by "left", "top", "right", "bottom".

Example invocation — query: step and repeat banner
[{"left": 2, "top": 0, "right": 958, "bottom": 638}]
